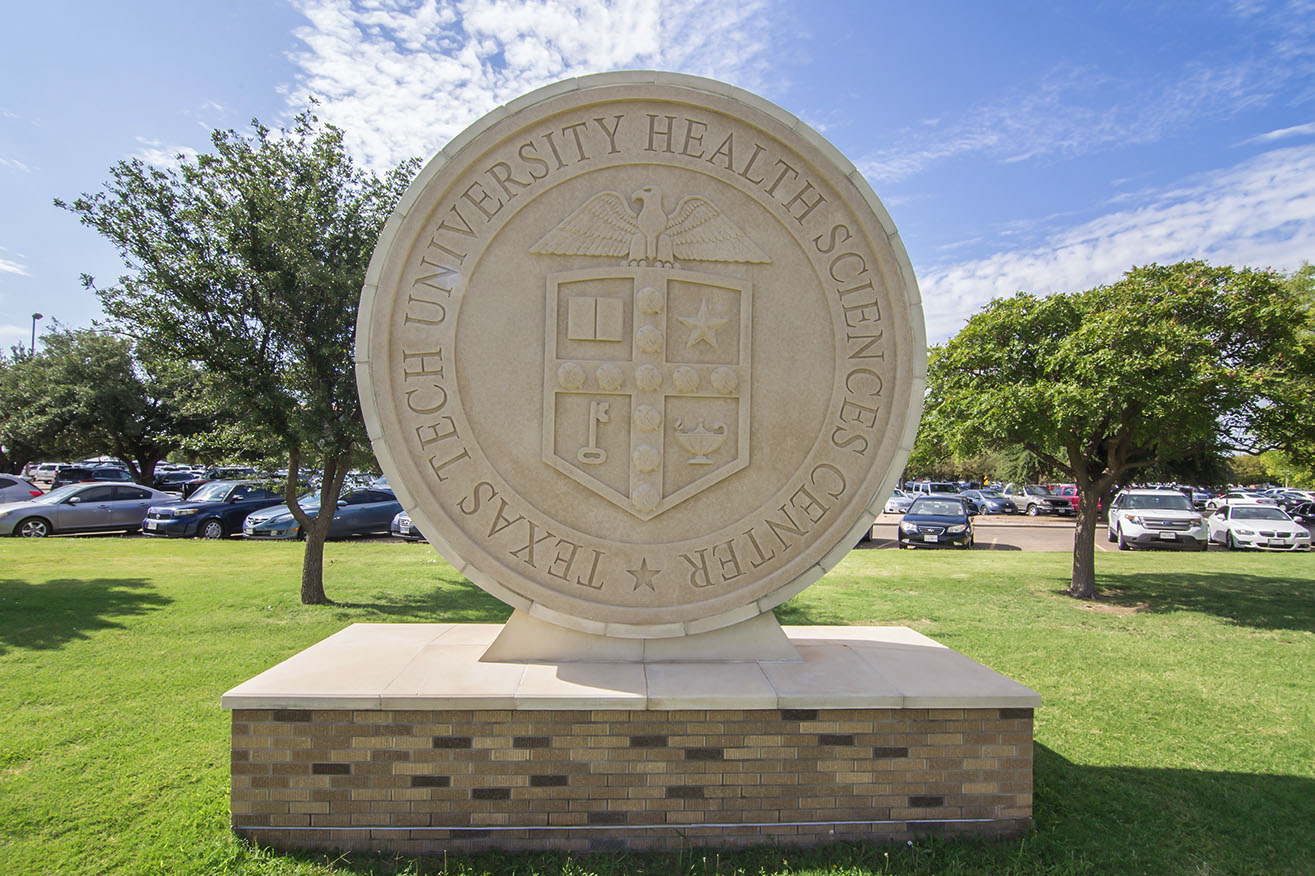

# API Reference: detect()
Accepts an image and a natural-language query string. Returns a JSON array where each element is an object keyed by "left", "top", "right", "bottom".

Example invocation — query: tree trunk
[
  {"left": 288, "top": 445, "right": 350, "bottom": 605},
  {"left": 1069, "top": 491, "right": 1101, "bottom": 599}
]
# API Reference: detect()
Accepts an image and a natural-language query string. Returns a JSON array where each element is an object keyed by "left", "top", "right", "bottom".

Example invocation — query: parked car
[
  {"left": 242, "top": 487, "right": 401, "bottom": 540},
  {"left": 181, "top": 466, "right": 260, "bottom": 498},
  {"left": 1207, "top": 504, "right": 1311, "bottom": 551},
  {"left": 1106, "top": 489, "right": 1208, "bottom": 551},
  {"left": 897, "top": 496, "right": 975, "bottom": 549},
  {"left": 910, "top": 481, "right": 959, "bottom": 497},
  {"left": 999, "top": 483, "right": 1074, "bottom": 516},
  {"left": 883, "top": 488, "right": 914, "bottom": 514},
  {"left": 390, "top": 510, "right": 426, "bottom": 541},
  {"left": 31, "top": 462, "right": 69, "bottom": 486},
  {"left": 0, "top": 482, "right": 180, "bottom": 538},
  {"left": 142, "top": 480, "right": 287, "bottom": 539},
  {"left": 0, "top": 475, "right": 43, "bottom": 503},
  {"left": 1204, "top": 491, "right": 1277, "bottom": 512},
  {"left": 1049, "top": 484, "right": 1080, "bottom": 513},
  {"left": 50, "top": 466, "right": 134, "bottom": 489},
  {"left": 151, "top": 470, "right": 197, "bottom": 493},
  {"left": 960, "top": 488, "right": 1014, "bottom": 514}
]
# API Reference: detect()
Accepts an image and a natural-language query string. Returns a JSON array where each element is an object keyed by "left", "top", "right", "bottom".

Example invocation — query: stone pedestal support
[{"left": 223, "top": 624, "right": 1039, "bottom": 854}]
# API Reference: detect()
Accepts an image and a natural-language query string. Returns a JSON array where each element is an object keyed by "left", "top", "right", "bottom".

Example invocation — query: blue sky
[{"left": 2, "top": 0, "right": 1313, "bottom": 349}]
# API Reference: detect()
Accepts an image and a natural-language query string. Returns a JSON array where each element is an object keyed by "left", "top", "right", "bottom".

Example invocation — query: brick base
[{"left": 231, "top": 706, "right": 1033, "bottom": 854}]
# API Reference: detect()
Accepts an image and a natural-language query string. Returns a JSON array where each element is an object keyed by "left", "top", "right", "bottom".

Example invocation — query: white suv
[{"left": 1107, "top": 489, "right": 1208, "bottom": 551}]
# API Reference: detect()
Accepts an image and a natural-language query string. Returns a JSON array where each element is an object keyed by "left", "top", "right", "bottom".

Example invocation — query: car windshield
[
  {"left": 1233, "top": 507, "right": 1288, "bottom": 521},
  {"left": 1124, "top": 494, "right": 1192, "bottom": 511},
  {"left": 30, "top": 484, "right": 84, "bottom": 504},
  {"left": 909, "top": 498, "right": 965, "bottom": 516},
  {"left": 189, "top": 482, "right": 234, "bottom": 503}
]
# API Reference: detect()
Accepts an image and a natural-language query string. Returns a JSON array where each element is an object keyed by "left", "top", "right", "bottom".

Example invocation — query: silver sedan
[{"left": 0, "top": 482, "right": 181, "bottom": 537}]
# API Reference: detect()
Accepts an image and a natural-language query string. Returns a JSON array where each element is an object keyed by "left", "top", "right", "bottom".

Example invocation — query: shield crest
[{"left": 543, "top": 266, "right": 751, "bottom": 520}]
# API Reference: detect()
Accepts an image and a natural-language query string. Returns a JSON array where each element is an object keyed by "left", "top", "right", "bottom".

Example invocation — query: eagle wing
[
  {"left": 663, "top": 196, "right": 771, "bottom": 264},
  {"left": 529, "top": 192, "right": 639, "bottom": 258}
]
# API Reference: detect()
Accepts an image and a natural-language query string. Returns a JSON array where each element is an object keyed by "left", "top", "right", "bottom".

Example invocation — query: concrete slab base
[{"left": 223, "top": 624, "right": 1039, "bottom": 854}]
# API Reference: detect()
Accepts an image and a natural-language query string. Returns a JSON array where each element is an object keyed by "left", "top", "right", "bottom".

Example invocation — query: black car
[
  {"left": 142, "top": 480, "right": 286, "bottom": 539},
  {"left": 151, "top": 470, "right": 196, "bottom": 493},
  {"left": 51, "top": 465, "right": 134, "bottom": 489},
  {"left": 898, "top": 496, "right": 976, "bottom": 549}
]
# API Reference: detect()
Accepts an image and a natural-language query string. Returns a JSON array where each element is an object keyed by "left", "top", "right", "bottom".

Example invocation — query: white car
[
  {"left": 884, "top": 488, "right": 914, "bottom": 514},
  {"left": 1107, "top": 489, "right": 1208, "bottom": 551},
  {"left": 1208, "top": 505, "right": 1311, "bottom": 551},
  {"left": 1204, "top": 491, "right": 1276, "bottom": 512}
]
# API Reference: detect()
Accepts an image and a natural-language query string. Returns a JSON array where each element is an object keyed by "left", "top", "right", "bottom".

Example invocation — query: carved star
[
  {"left": 677, "top": 296, "right": 729, "bottom": 351},
  {"left": 628, "top": 557, "right": 661, "bottom": 592}
]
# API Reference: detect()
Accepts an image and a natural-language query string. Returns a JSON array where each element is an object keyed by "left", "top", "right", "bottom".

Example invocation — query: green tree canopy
[
  {"left": 0, "top": 327, "right": 209, "bottom": 480},
  {"left": 59, "top": 110, "right": 418, "bottom": 603},
  {"left": 923, "top": 261, "right": 1315, "bottom": 598}
]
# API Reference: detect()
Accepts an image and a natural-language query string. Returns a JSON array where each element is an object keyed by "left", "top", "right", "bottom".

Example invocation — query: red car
[{"left": 1049, "top": 484, "right": 1080, "bottom": 513}]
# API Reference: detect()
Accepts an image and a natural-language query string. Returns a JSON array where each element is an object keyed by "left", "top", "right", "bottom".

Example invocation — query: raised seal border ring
[{"left": 356, "top": 71, "right": 927, "bottom": 638}]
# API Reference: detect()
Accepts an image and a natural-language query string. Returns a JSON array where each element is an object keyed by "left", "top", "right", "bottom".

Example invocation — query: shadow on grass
[
  {"left": 245, "top": 742, "right": 1315, "bottom": 876},
  {"left": 335, "top": 576, "right": 512, "bottom": 624},
  {"left": 1096, "top": 568, "right": 1315, "bottom": 632},
  {"left": 0, "top": 577, "right": 171, "bottom": 654}
]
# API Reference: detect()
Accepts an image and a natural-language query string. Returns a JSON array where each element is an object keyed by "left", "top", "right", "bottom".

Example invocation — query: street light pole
[{"left": 30, "top": 312, "right": 43, "bottom": 356}]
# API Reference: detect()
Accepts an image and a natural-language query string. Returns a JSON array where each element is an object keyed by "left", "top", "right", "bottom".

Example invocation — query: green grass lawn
[{"left": 1, "top": 538, "right": 1312, "bottom": 876}]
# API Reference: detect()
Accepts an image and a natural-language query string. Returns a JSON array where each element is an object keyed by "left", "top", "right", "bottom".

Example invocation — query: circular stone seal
[{"left": 357, "top": 72, "right": 925, "bottom": 638}]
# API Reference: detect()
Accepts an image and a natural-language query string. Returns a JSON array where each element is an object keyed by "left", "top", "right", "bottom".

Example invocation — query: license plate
[
  {"left": 925, "top": 534, "right": 939, "bottom": 543},
  {"left": 400, "top": 524, "right": 411, "bottom": 534},
  {"left": 1159, "top": 531, "right": 1177, "bottom": 540},
  {"left": 145, "top": 520, "right": 157, "bottom": 530}
]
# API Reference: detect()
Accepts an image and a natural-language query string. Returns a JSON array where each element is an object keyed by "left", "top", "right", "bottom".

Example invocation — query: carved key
[{"left": 577, "top": 400, "right": 610, "bottom": 465}]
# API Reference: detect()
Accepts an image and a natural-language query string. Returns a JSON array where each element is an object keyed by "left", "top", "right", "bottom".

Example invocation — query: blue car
[
  {"left": 898, "top": 496, "right": 976, "bottom": 549},
  {"left": 241, "top": 488, "right": 401, "bottom": 540},
  {"left": 142, "top": 480, "right": 287, "bottom": 539}
]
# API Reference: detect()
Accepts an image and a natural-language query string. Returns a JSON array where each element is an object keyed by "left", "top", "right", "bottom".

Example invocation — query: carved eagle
[{"left": 530, "top": 185, "right": 771, "bottom": 266}]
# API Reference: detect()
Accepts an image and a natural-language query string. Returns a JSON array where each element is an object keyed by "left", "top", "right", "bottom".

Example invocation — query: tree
[
  {"left": 0, "top": 327, "right": 209, "bottom": 480},
  {"left": 59, "top": 111, "right": 417, "bottom": 604},
  {"left": 923, "top": 261, "right": 1315, "bottom": 598}
]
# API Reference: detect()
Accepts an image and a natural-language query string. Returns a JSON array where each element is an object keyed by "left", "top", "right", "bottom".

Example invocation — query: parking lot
[{"left": 861, "top": 513, "right": 1314, "bottom": 552}]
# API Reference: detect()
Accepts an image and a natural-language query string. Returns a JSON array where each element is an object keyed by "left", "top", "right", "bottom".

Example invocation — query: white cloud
[
  {"left": 286, "top": 0, "right": 779, "bottom": 170},
  {"left": 0, "top": 155, "right": 33, "bottom": 173},
  {"left": 861, "top": 0, "right": 1315, "bottom": 185},
  {"left": 0, "top": 256, "right": 29, "bottom": 277},
  {"left": 915, "top": 143, "right": 1315, "bottom": 342},
  {"left": 1242, "top": 121, "right": 1315, "bottom": 145},
  {"left": 133, "top": 137, "right": 200, "bottom": 169}
]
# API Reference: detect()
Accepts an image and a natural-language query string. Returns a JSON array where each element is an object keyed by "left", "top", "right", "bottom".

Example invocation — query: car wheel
[
  {"left": 200, "top": 519, "right": 225, "bottom": 540},
  {"left": 1117, "top": 526, "right": 1130, "bottom": 551},
  {"left": 1107, "top": 526, "right": 1116, "bottom": 543},
  {"left": 1026, "top": 504, "right": 1039, "bottom": 516},
  {"left": 17, "top": 517, "right": 51, "bottom": 538},
  {"left": 1226, "top": 532, "right": 1238, "bottom": 551}
]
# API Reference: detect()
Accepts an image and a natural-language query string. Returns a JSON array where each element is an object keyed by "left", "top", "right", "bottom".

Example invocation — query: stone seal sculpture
[{"left": 356, "top": 71, "right": 926, "bottom": 638}]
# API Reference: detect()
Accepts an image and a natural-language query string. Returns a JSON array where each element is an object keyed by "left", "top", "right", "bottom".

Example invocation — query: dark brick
[
  {"left": 271, "top": 710, "right": 312, "bottom": 723},
  {"left": 1000, "top": 708, "right": 1034, "bottom": 720},
  {"left": 513, "top": 736, "right": 551, "bottom": 749},
  {"left": 781, "top": 709, "right": 818, "bottom": 721},
  {"left": 310, "top": 763, "right": 350, "bottom": 775},
  {"left": 370, "top": 750, "right": 409, "bottom": 762},
  {"left": 629, "top": 735, "right": 669, "bottom": 748},
  {"left": 666, "top": 786, "right": 705, "bottom": 799},
  {"left": 471, "top": 788, "right": 511, "bottom": 800},
  {"left": 587, "top": 811, "right": 627, "bottom": 825},
  {"left": 529, "top": 775, "right": 569, "bottom": 787},
  {"left": 685, "top": 748, "right": 724, "bottom": 761},
  {"left": 909, "top": 796, "right": 944, "bottom": 808},
  {"left": 433, "top": 736, "right": 473, "bottom": 749},
  {"left": 411, "top": 776, "right": 452, "bottom": 788},
  {"left": 873, "top": 746, "right": 909, "bottom": 758},
  {"left": 819, "top": 734, "right": 856, "bottom": 746}
]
